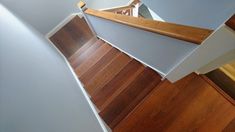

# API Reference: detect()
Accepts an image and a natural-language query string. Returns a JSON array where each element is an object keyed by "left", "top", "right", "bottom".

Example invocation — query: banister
[
  {"left": 84, "top": 8, "right": 213, "bottom": 44},
  {"left": 103, "top": 5, "right": 134, "bottom": 13},
  {"left": 78, "top": 1, "right": 86, "bottom": 9}
]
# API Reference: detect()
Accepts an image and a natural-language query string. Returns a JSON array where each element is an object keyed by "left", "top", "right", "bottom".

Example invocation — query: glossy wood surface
[
  {"left": 226, "top": 14, "right": 235, "bottom": 31},
  {"left": 50, "top": 16, "right": 93, "bottom": 58},
  {"left": 51, "top": 16, "right": 235, "bottom": 132},
  {"left": 114, "top": 74, "right": 235, "bottom": 132},
  {"left": 84, "top": 8, "right": 213, "bottom": 44}
]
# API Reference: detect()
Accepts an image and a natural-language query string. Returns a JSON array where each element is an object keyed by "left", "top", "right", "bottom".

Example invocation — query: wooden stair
[
  {"left": 51, "top": 15, "right": 235, "bottom": 132},
  {"left": 69, "top": 38, "right": 162, "bottom": 129}
]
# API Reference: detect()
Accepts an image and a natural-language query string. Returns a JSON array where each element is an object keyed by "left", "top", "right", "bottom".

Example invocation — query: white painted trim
[
  {"left": 46, "top": 38, "right": 108, "bottom": 132},
  {"left": 99, "top": 0, "right": 134, "bottom": 11},
  {"left": 165, "top": 24, "right": 235, "bottom": 82},
  {"left": 45, "top": 13, "right": 83, "bottom": 38},
  {"left": 97, "top": 36, "right": 166, "bottom": 77},
  {"left": 196, "top": 49, "right": 235, "bottom": 74}
]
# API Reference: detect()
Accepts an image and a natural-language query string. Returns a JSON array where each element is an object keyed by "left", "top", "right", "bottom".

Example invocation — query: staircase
[
  {"left": 69, "top": 37, "right": 162, "bottom": 129},
  {"left": 48, "top": 1, "right": 235, "bottom": 131}
]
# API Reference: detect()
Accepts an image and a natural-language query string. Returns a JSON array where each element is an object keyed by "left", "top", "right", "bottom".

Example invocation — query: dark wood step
[
  {"left": 69, "top": 36, "right": 98, "bottom": 62},
  {"left": 114, "top": 74, "right": 235, "bottom": 132},
  {"left": 70, "top": 39, "right": 104, "bottom": 68},
  {"left": 74, "top": 43, "right": 113, "bottom": 77},
  {"left": 84, "top": 53, "right": 132, "bottom": 96},
  {"left": 50, "top": 16, "right": 94, "bottom": 58},
  {"left": 79, "top": 47, "right": 121, "bottom": 84},
  {"left": 99, "top": 67, "right": 162, "bottom": 129},
  {"left": 91, "top": 60, "right": 145, "bottom": 110}
]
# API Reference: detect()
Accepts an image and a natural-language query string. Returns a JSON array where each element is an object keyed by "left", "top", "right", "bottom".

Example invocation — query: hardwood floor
[
  {"left": 68, "top": 37, "right": 162, "bottom": 128},
  {"left": 50, "top": 16, "right": 93, "bottom": 58},
  {"left": 114, "top": 74, "right": 235, "bottom": 132},
  {"left": 206, "top": 69, "right": 235, "bottom": 103},
  {"left": 51, "top": 16, "right": 235, "bottom": 132}
]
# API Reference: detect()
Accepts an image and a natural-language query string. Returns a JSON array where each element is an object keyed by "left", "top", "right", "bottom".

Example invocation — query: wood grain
[
  {"left": 84, "top": 53, "right": 132, "bottom": 96},
  {"left": 100, "top": 67, "right": 161, "bottom": 128},
  {"left": 69, "top": 37, "right": 98, "bottom": 62},
  {"left": 74, "top": 43, "right": 112, "bottom": 77},
  {"left": 85, "top": 8, "right": 213, "bottom": 44},
  {"left": 226, "top": 14, "right": 235, "bottom": 31},
  {"left": 114, "top": 74, "right": 235, "bottom": 132},
  {"left": 205, "top": 69, "right": 235, "bottom": 104},
  {"left": 54, "top": 16, "right": 235, "bottom": 132},
  {"left": 79, "top": 48, "right": 121, "bottom": 84},
  {"left": 50, "top": 16, "right": 93, "bottom": 58},
  {"left": 70, "top": 39, "right": 104, "bottom": 68},
  {"left": 91, "top": 60, "right": 145, "bottom": 110}
]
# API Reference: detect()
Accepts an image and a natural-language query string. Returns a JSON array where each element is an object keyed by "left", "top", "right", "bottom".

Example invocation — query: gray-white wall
[
  {"left": 0, "top": 4, "right": 104, "bottom": 132},
  {"left": 0, "top": 0, "right": 79, "bottom": 35},
  {"left": 83, "top": 0, "right": 130, "bottom": 10},
  {"left": 86, "top": 15, "right": 197, "bottom": 76},
  {"left": 0, "top": 0, "right": 131, "bottom": 35},
  {"left": 142, "top": 0, "right": 235, "bottom": 29}
]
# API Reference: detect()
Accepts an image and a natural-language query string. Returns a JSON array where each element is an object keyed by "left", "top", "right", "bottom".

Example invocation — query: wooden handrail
[
  {"left": 103, "top": 0, "right": 139, "bottom": 12},
  {"left": 78, "top": 1, "right": 86, "bottom": 9},
  {"left": 226, "top": 14, "right": 235, "bottom": 31},
  {"left": 104, "top": 5, "right": 134, "bottom": 12},
  {"left": 84, "top": 8, "right": 213, "bottom": 44}
]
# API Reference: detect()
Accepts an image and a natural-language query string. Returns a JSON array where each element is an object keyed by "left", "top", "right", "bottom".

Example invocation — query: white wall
[
  {"left": 166, "top": 25, "right": 235, "bottom": 82},
  {"left": 196, "top": 49, "right": 235, "bottom": 74},
  {"left": 0, "top": 0, "right": 131, "bottom": 35},
  {"left": 142, "top": 0, "right": 235, "bottom": 29},
  {"left": 0, "top": 0, "right": 80, "bottom": 35},
  {"left": 0, "top": 4, "right": 104, "bottom": 132},
  {"left": 83, "top": 0, "right": 131, "bottom": 10},
  {"left": 86, "top": 15, "right": 197, "bottom": 76}
]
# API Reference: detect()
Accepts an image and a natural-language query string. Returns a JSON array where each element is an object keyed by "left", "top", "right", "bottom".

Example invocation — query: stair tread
[
  {"left": 84, "top": 53, "right": 132, "bottom": 96},
  {"left": 75, "top": 43, "right": 113, "bottom": 77},
  {"left": 70, "top": 39, "right": 104, "bottom": 68},
  {"left": 91, "top": 60, "right": 145, "bottom": 110},
  {"left": 50, "top": 16, "right": 94, "bottom": 58},
  {"left": 99, "top": 67, "right": 161, "bottom": 129},
  {"left": 79, "top": 48, "right": 121, "bottom": 84},
  {"left": 69, "top": 36, "right": 98, "bottom": 62}
]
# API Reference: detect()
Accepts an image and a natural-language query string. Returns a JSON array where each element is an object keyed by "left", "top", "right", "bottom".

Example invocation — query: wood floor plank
[
  {"left": 75, "top": 43, "right": 112, "bottom": 77},
  {"left": 100, "top": 67, "right": 162, "bottom": 129},
  {"left": 84, "top": 53, "right": 132, "bottom": 96},
  {"left": 50, "top": 16, "right": 93, "bottom": 58},
  {"left": 92, "top": 60, "right": 145, "bottom": 111},
  {"left": 224, "top": 118, "right": 235, "bottom": 131},
  {"left": 69, "top": 37, "right": 98, "bottom": 62},
  {"left": 70, "top": 39, "right": 104, "bottom": 68},
  {"left": 79, "top": 48, "right": 121, "bottom": 84},
  {"left": 114, "top": 74, "right": 235, "bottom": 132},
  {"left": 51, "top": 16, "right": 235, "bottom": 132},
  {"left": 50, "top": 29, "right": 77, "bottom": 58}
]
